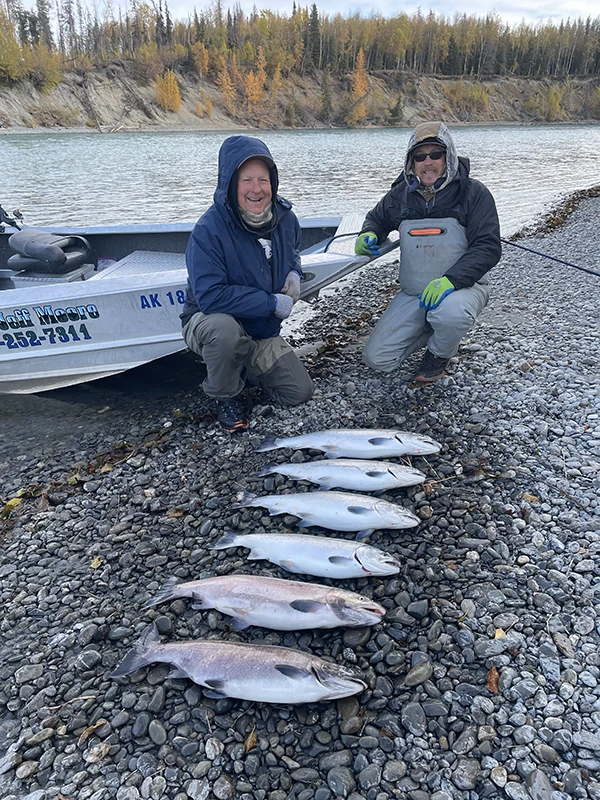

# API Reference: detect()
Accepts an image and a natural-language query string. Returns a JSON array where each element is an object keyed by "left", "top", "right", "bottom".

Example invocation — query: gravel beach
[{"left": 1, "top": 194, "right": 599, "bottom": 800}]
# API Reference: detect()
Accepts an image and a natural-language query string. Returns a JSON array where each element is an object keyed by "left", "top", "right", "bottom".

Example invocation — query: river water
[{"left": 2, "top": 124, "right": 600, "bottom": 236}]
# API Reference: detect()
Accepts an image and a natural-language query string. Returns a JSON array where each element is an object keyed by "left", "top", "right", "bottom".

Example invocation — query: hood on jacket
[
  {"left": 404, "top": 121, "right": 459, "bottom": 195},
  {"left": 214, "top": 135, "right": 279, "bottom": 216}
]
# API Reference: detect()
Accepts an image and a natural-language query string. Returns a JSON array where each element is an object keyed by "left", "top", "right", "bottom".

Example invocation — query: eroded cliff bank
[{"left": 1, "top": 64, "right": 599, "bottom": 133}]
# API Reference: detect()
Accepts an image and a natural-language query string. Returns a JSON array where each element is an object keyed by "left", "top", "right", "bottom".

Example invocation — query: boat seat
[{"left": 7, "top": 228, "right": 93, "bottom": 274}]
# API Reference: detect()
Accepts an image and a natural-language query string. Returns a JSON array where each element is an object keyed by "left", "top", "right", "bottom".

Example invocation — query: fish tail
[
  {"left": 142, "top": 576, "right": 180, "bottom": 609},
  {"left": 211, "top": 529, "right": 240, "bottom": 550},
  {"left": 252, "top": 462, "right": 277, "bottom": 478},
  {"left": 110, "top": 623, "right": 160, "bottom": 678},
  {"left": 231, "top": 489, "right": 257, "bottom": 509},
  {"left": 254, "top": 433, "right": 279, "bottom": 453}
]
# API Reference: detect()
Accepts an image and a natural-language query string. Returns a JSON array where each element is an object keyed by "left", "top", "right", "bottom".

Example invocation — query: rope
[{"left": 501, "top": 238, "right": 600, "bottom": 278}]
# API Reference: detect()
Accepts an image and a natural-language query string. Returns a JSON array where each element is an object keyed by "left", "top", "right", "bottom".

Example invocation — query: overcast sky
[{"left": 167, "top": 0, "right": 595, "bottom": 27}]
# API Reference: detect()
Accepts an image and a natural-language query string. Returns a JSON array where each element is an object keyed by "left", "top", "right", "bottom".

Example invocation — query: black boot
[
  {"left": 215, "top": 395, "right": 249, "bottom": 432},
  {"left": 415, "top": 350, "right": 449, "bottom": 383}
]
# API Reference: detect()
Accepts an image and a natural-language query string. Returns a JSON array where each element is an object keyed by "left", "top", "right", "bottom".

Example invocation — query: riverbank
[
  {"left": 0, "top": 194, "right": 599, "bottom": 800},
  {"left": 1, "top": 67, "right": 599, "bottom": 134}
]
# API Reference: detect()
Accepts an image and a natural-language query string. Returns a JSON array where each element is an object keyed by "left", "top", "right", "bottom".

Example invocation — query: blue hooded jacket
[{"left": 182, "top": 135, "right": 302, "bottom": 339}]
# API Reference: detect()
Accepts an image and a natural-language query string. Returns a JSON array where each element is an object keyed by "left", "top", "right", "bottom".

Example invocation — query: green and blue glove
[
  {"left": 355, "top": 232, "right": 380, "bottom": 257},
  {"left": 419, "top": 277, "right": 455, "bottom": 310}
]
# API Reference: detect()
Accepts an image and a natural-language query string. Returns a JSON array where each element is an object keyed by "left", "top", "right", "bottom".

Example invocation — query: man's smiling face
[
  {"left": 412, "top": 144, "right": 446, "bottom": 188},
  {"left": 237, "top": 158, "right": 272, "bottom": 214}
]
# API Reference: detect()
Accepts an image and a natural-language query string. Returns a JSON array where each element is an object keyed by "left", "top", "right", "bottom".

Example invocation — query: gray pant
[
  {"left": 363, "top": 284, "right": 490, "bottom": 373},
  {"left": 183, "top": 312, "right": 313, "bottom": 406}
]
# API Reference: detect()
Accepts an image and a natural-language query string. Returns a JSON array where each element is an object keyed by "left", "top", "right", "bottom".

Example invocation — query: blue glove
[
  {"left": 273, "top": 293, "right": 293, "bottom": 319},
  {"left": 355, "top": 232, "right": 380, "bottom": 257},
  {"left": 419, "top": 277, "right": 455, "bottom": 310}
]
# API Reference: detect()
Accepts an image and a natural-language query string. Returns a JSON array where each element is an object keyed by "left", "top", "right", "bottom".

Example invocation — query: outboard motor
[{"left": 8, "top": 229, "right": 93, "bottom": 274}]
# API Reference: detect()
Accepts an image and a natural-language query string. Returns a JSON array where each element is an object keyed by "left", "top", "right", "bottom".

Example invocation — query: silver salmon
[
  {"left": 111, "top": 624, "right": 366, "bottom": 703},
  {"left": 254, "top": 458, "right": 426, "bottom": 491},
  {"left": 255, "top": 428, "right": 441, "bottom": 459},
  {"left": 212, "top": 531, "right": 402, "bottom": 578},
  {"left": 143, "top": 574, "right": 385, "bottom": 630},
  {"left": 232, "top": 489, "right": 419, "bottom": 538}
]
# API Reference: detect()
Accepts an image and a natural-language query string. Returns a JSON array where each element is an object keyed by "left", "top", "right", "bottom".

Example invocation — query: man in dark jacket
[
  {"left": 181, "top": 135, "right": 313, "bottom": 432},
  {"left": 355, "top": 121, "right": 501, "bottom": 382}
]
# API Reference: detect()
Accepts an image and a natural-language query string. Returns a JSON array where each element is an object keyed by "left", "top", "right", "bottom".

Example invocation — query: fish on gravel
[
  {"left": 255, "top": 428, "right": 441, "bottom": 459},
  {"left": 111, "top": 624, "right": 366, "bottom": 703},
  {"left": 212, "top": 530, "right": 402, "bottom": 578},
  {"left": 143, "top": 574, "right": 385, "bottom": 630},
  {"left": 253, "top": 458, "right": 426, "bottom": 492},
  {"left": 232, "top": 489, "right": 419, "bottom": 538}
]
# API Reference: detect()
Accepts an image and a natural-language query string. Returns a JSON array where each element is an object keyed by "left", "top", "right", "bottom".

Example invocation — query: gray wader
[
  {"left": 183, "top": 312, "right": 313, "bottom": 406},
  {"left": 363, "top": 218, "right": 490, "bottom": 373}
]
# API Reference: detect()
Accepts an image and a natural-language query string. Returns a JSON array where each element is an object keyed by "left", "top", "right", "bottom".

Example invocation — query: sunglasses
[{"left": 413, "top": 150, "right": 446, "bottom": 162}]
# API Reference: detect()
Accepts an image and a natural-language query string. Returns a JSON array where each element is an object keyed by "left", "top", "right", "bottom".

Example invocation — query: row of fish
[
  {"left": 112, "top": 428, "right": 441, "bottom": 703},
  {"left": 239, "top": 429, "right": 441, "bottom": 538}
]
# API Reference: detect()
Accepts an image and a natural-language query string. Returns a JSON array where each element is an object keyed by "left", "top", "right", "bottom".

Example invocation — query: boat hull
[
  {"left": 0, "top": 269, "right": 188, "bottom": 394},
  {"left": 0, "top": 215, "right": 389, "bottom": 394}
]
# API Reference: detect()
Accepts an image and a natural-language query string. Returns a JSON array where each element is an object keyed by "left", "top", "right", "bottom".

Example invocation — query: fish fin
[
  {"left": 211, "top": 530, "right": 239, "bottom": 550},
  {"left": 229, "top": 618, "right": 250, "bottom": 631},
  {"left": 230, "top": 490, "right": 257, "bottom": 509},
  {"left": 168, "top": 666, "right": 190, "bottom": 680},
  {"left": 203, "top": 679, "right": 227, "bottom": 698},
  {"left": 278, "top": 560, "right": 296, "bottom": 572},
  {"left": 355, "top": 530, "right": 374, "bottom": 541},
  {"left": 317, "top": 481, "right": 336, "bottom": 490},
  {"left": 289, "top": 599, "right": 325, "bottom": 613},
  {"left": 323, "top": 448, "right": 341, "bottom": 458},
  {"left": 142, "top": 576, "right": 180, "bottom": 609},
  {"left": 368, "top": 437, "right": 393, "bottom": 445},
  {"left": 190, "top": 600, "right": 209, "bottom": 611},
  {"left": 254, "top": 433, "right": 280, "bottom": 453},
  {"left": 275, "top": 665, "right": 312, "bottom": 680},
  {"left": 203, "top": 689, "right": 227, "bottom": 699},
  {"left": 329, "top": 556, "right": 354, "bottom": 565},
  {"left": 366, "top": 471, "right": 387, "bottom": 478},
  {"left": 205, "top": 678, "right": 226, "bottom": 689},
  {"left": 348, "top": 506, "right": 371, "bottom": 514},
  {"left": 246, "top": 550, "right": 263, "bottom": 561},
  {"left": 110, "top": 623, "right": 160, "bottom": 678},
  {"left": 296, "top": 519, "right": 313, "bottom": 528},
  {"left": 251, "top": 462, "right": 277, "bottom": 478}
]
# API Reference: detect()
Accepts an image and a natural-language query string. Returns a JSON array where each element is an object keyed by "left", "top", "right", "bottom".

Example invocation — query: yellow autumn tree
[
  {"left": 245, "top": 71, "right": 262, "bottom": 111},
  {"left": 230, "top": 54, "right": 244, "bottom": 92},
  {"left": 156, "top": 70, "right": 181, "bottom": 112},
  {"left": 270, "top": 64, "right": 283, "bottom": 106},
  {"left": 216, "top": 57, "right": 236, "bottom": 113},
  {"left": 191, "top": 41, "right": 209, "bottom": 76},
  {"left": 0, "top": 10, "right": 24, "bottom": 82},
  {"left": 256, "top": 46, "right": 267, "bottom": 92},
  {"left": 346, "top": 48, "right": 368, "bottom": 125}
]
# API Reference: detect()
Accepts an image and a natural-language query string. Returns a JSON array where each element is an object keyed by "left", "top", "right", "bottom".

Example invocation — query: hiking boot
[
  {"left": 415, "top": 350, "right": 449, "bottom": 383},
  {"left": 215, "top": 396, "right": 249, "bottom": 432}
]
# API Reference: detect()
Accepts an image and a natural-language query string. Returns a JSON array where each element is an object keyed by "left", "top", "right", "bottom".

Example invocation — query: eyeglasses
[{"left": 413, "top": 150, "right": 446, "bottom": 162}]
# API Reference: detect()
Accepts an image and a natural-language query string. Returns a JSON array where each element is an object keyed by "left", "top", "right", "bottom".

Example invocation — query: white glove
[
  {"left": 281, "top": 270, "right": 301, "bottom": 304},
  {"left": 273, "top": 293, "right": 293, "bottom": 319}
]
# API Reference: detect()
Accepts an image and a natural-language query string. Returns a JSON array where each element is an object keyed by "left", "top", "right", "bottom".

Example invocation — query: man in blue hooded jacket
[
  {"left": 355, "top": 121, "right": 501, "bottom": 383},
  {"left": 181, "top": 135, "right": 313, "bottom": 432}
]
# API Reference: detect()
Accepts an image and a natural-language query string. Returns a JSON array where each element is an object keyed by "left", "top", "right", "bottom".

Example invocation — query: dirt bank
[{"left": 1, "top": 63, "right": 599, "bottom": 134}]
